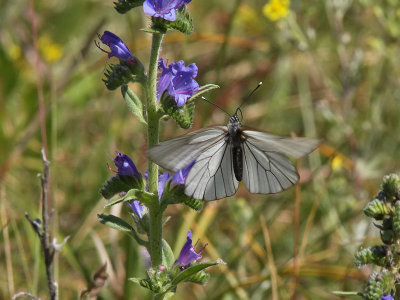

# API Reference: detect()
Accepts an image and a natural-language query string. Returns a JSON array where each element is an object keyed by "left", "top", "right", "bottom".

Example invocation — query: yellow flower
[
  {"left": 38, "top": 36, "right": 63, "bottom": 63},
  {"left": 263, "top": 0, "right": 290, "bottom": 21},
  {"left": 331, "top": 155, "right": 344, "bottom": 171}
]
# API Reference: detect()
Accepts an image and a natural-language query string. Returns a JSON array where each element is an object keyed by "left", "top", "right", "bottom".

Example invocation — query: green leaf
[
  {"left": 114, "top": 0, "right": 144, "bottom": 14},
  {"left": 98, "top": 213, "right": 134, "bottom": 232},
  {"left": 105, "top": 188, "right": 155, "bottom": 207},
  {"left": 162, "top": 239, "right": 175, "bottom": 270},
  {"left": 186, "top": 84, "right": 220, "bottom": 102},
  {"left": 121, "top": 85, "right": 147, "bottom": 125},
  {"left": 171, "top": 262, "right": 217, "bottom": 286},
  {"left": 185, "top": 270, "right": 210, "bottom": 285},
  {"left": 331, "top": 291, "right": 363, "bottom": 297},
  {"left": 100, "top": 174, "right": 145, "bottom": 200}
]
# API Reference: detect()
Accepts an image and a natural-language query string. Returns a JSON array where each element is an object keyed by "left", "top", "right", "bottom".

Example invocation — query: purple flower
[
  {"left": 143, "top": 0, "right": 192, "bottom": 21},
  {"left": 176, "top": 230, "right": 207, "bottom": 267},
  {"left": 381, "top": 295, "right": 394, "bottom": 300},
  {"left": 157, "top": 58, "right": 199, "bottom": 107},
  {"left": 158, "top": 172, "right": 170, "bottom": 200},
  {"left": 171, "top": 160, "right": 196, "bottom": 186},
  {"left": 126, "top": 200, "right": 145, "bottom": 218},
  {"left": 144, "top": 170, "right": 170, "bottom": 201},
  {"left": 96, "top": 31, "right": 134, "bottom": 62},
  {"left": 113, "top": 153, "right": 140, "bottom": 177}
]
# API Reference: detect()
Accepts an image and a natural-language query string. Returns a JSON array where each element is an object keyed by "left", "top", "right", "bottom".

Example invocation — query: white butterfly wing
[
  {"left": 185, "top": 139, "right": 239, "bottom": 201},
  {"left": 242, "top": 130, "right": 320, "bottom": 158},
  {"left": 148, "top": 126, "right": 227, "bottom": 172},
  {"left": 242, "top": 130, "right": 319, "bottom": 194}
]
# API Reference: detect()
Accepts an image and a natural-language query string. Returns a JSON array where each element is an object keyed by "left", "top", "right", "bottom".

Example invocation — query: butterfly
[{"left": 149, "top": 89, "right": 320, "bottom": 201}]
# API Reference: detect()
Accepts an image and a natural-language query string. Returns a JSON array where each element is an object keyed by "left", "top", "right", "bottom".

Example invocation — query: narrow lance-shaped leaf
[
  {"left": 98, "top": 213, "right": 134, "bottom": 232},
  {"left": 162, "top": 239, "right": 175, "bottom": 270},
  {"left": 186, "top": 84, "right": 220, "bottom": 102},
  {"left": 171, "top": 262, "right": 218, "bottom": 286},
  {"left": 121, "top": 85, "right": 147, "bottom": 125},
  {"left": 105, "top": 188, "right": 155, "bottom": 208}
]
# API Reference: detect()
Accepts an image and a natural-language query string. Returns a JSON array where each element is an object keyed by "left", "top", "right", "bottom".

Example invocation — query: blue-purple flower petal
[
  {"left": 175, "top": 230, "right": 206, "bottom": 267},
  {"left": 381, "top": 295, "right": 394, "bottom": 300},
  {"left": 158, "top": 172, "right": 171, "bottom": 200},
  {"left": 126, "top": 200, "right": 145, "bottom": 218},
  {"left": 143, "top": 0, "right": 191, "bottom": 21},
  {"left": 98, "top": 31, "right": 134, "bottom": 61},
  {"left": 172, "top": 160, "right": 196, "bottom": 186},
  {"left": 157, "top": 58, "right": 199, "bottom": 107},
  {"left": 113, "top": 153, "right": 140, "bottom": 177}
]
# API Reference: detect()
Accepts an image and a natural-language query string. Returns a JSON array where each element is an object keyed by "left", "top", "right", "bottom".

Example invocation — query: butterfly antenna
[
  {"left": 236, "top": 82, "right": 263, "bottom": 114},
  {"left": 201, "top": 96, "right": 231, "bottom": 117}
]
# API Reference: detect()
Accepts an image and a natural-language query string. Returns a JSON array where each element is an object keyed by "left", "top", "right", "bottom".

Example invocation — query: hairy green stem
[{"left": 146, "top": 32, "right": 164, "bottom": 268}]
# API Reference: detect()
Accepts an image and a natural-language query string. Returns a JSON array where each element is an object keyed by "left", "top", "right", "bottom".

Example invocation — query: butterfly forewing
[
  {"left": 242, "top": 129, "right": 320, "bottom": 159},
  {"left": 149, "top": 126, "right": 227, "bottom": 172},
  {"left": 241, "top": 129, "right": 318, "bottom": 194}
]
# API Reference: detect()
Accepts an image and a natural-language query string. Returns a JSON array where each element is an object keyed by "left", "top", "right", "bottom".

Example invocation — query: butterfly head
[{"left": 228, "top": 110, "right": 242, "bottom": 135}]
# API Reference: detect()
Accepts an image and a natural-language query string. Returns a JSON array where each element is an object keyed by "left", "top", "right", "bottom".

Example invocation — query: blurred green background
[{"left": 2, "top": 0, "right": 400, "bottom": 299}]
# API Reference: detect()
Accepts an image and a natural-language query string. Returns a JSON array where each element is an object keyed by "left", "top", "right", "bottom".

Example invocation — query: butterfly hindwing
[
  {"left": 242, "top": 140, "right": 299, "bottom": 194},
  {"left": 185, "top": 138, "right": 239, "bottom": 201}
]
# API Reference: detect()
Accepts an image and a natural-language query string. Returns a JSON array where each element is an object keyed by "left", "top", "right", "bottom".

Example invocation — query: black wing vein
[{"left": 242, "top": 139, "right": 299, "bottom": 194}]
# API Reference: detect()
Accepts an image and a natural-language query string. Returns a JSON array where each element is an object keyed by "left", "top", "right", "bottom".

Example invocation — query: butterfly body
[
  {"left": 227, "top": 114, "right": 244, "bottom": 181},
  {"left": 149, "top": 112, "right": 320, "bottom": 201}
]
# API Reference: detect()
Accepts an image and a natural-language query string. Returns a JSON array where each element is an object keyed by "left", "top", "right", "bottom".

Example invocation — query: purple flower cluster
[
  {"left": 176, "top": 230, "right": 207, "bottom": 267},
  {"left": 157, "top": 58, "right": 199, "bottom": 107},
  {"left": 143, "top": 0, "right": 192, "bottom": 21},
  {"left": 112, "top": 153, "right": 193, "bottom": 218},
  {"left": 380, "top": 295, "right": 394, "bottom": 300},
  {"left": 96, "top": 31, "right": 135, "bottom": 62}
]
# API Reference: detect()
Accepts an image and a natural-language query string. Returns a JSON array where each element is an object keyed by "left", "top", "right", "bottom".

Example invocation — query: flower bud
[
  {"left": 381, "top": 174, "right": 400, "bottom": 199},
  {"left": 354, "top": 246, "right": 388, "bottom": 268},
  {"left": 363, "top": 198, "right": 391, "bottom": 220},
  {"left": 393, "top": 201, "right": 400, "bottom": 237},
  {"left": 365, "top": 272, "right": 384, "bottom": 300}
]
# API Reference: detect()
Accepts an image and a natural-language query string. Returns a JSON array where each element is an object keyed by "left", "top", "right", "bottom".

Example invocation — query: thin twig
[
  {"left": 40, "top": 149, "right": 57, "bottom": 300},
  {"left": 1, "top": 184, "right": 15, "bottom": 297},
  {"left": 25, "top": 150, "right": 57, "bottom": 300},
  {"left": 290, "top": 178, "right": 301, "bottom": 300},
  {"left": 29, "top": 0, "right": 48, "bottom": 158},
  {"left": 259, "top": 215, "right": 278, "bottom": 300}
]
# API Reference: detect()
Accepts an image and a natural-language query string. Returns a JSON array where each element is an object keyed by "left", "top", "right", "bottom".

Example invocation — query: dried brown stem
[{"left": 25, "top": 150, "right": 57, "bottom": 300}]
